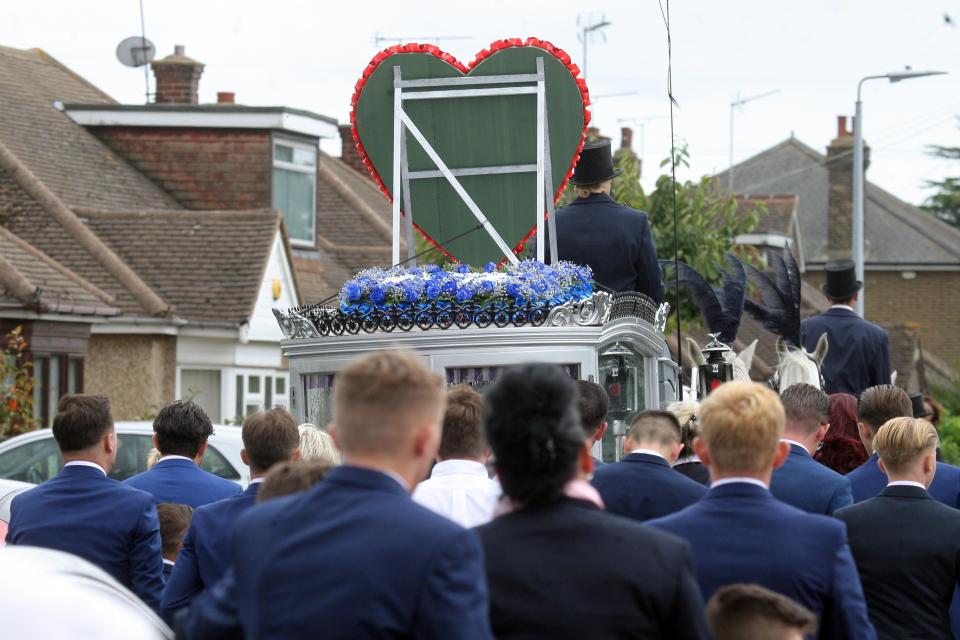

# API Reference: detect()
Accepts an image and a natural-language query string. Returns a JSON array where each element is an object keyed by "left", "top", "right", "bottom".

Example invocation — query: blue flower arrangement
[{"left": 338, "top": 260, "right": 594, "bottom": 313}]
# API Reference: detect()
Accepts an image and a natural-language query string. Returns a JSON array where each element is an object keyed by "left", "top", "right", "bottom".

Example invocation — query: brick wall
[
  {"left": 89, "top": 127, "right": 272, "bottom": 210},
  {"left": 84, "top": 334, "right": 176, "bottom": 420},
  {"left": 803, "top": 270, "right": 960, "bottom": 367}
]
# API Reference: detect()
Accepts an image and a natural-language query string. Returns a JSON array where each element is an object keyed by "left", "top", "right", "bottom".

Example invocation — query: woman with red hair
[{"left": 814, "top": 393, "right": 869, "bottom": 474}]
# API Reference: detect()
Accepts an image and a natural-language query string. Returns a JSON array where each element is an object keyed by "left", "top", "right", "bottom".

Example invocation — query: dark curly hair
[{"left": 485, "top": 364, "right": 583, "bottom": 507}]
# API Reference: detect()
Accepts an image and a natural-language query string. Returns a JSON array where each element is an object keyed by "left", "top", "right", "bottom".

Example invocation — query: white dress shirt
[
  {"left": 413, "top": 459, "right": 501, "bottom": 528},
  {"left": 710, "top": 477, "right": 769, "bottom": 490},
  {"left": 887, "top": 480, "right": 927, "bottom": 490}
]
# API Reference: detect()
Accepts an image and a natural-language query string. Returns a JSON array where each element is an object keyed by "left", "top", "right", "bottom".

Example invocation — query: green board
[{"left": 351, "top": 40, "right": 588, "bottom": 266}]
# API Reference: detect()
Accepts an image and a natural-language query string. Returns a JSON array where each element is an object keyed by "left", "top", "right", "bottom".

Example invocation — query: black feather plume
[
  {"left": 743, "top": 248, "right": 802, "bottom": 347},
  {"left": 661, "top": 254, "right": 747, "bottom": 345}
]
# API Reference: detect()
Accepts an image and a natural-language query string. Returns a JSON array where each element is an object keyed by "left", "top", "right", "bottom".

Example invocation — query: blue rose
[
  {"left": 484, "top": 262, "right": 497, "bottom": 273},
  {"left": 456, "top": 263, "right": 470, "bottom": 274},
  {"left": 480, "top": 280, "right": 495, "bottom": 294},
  {"left": 403, "top": 286, "right": 420, "bottom": 303},
  {"left": 506, "top": 283, "right": 521, "bottom": 297},
  {"left": 425, "top": 283, "right": 441, "bottom": 299},
  {"left": 456, "top": 286, "right": 475, "bottom": 302},
  {"left": 407, "top": 267, "right": 423, "bottom": 277},
  {"left": 344, "top": 282, "right": 363, "bottom": 302},
  {"left": 369, "top": 286, "right": 386, "bottom": 304},
  {"left": 442, "top": 280, "right": 457, "bottom": 295}
]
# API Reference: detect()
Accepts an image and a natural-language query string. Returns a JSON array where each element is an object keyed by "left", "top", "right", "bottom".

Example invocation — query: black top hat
[
  {"left": 569, "top": 139, "right": 623, "bottom": 186},
  {"left": 821, "top": 259, "right": 862, "bottom": 299},
  {"left": 910, "top": 393, "right": 930, "bottom": 419}
]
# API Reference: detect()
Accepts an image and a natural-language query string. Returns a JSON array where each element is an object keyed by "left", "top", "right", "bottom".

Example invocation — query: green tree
[
  {"left": 1, "top": 326, "right": 40, "bottom": 442},
  {"left": 610, "top": 144, "right": 763, "bottom": 328},
  {"left": 922, "top": 134, "right": 960, "bottom": 228}
]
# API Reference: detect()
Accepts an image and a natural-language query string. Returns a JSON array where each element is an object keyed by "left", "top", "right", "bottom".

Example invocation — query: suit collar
[
  {"left": 623, "top": 452, "right": 670, "bottom": 468},
  {"left": 569, "top": 192, "right": 616, "bottom": 207},
  {"left": 325, "top": 465, "right": 410, "bottom": 498},
  {"left": 706, "top": 481, "right": 771, "bottom": 500},
  {"left": 59, "top": 463, "right": 110, "bottom": 479},
  {"left": 824, "top": 307, "right": 858, "bottom": 318},
  {"left": 881, "top": 484, "right": 931, "bottom": 500},
  {"left": 784, "top": 442, "right": 812, "bottom": 458},
  {"left": 154, "top": 458, "right": 197, "bottom": 470}
]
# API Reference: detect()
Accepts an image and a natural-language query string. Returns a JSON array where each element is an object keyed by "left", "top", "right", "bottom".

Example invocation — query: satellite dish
[{"left": 116, "top": 36, "right": 156, "bottom": 68}]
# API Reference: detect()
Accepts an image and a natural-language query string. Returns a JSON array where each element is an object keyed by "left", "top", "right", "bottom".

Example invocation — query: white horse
[{"left": 770, "top": 335, "right": 828, "bottom": 392}]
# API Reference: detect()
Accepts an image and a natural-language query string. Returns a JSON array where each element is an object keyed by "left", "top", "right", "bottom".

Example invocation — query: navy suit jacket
[
  {"left": 801, "top": 307, "right": 891, "bottom": 395},
  {"left": 648, "top": 482, "right": 874, "bottom": 640},
  {"left": 6, "top": 464, "right": 164, "bottom": 611},
  {"left": 162, "top": 481, "right": 260, "bottom": 617},
  {"left": 182, "top": 466, "right": 492, "bottom": 639},
  {"left": 847, "top": 453, "right": 960, "bottom": 507},
  {"left": 770, "top": 443, "right": 854, "bottom": 515},
  {"left": 836, "top": 485, "right": 960, "bottom": 640},
  {"left": 476, "top": 497, "right": 708, "bottom": 639},
  {"left": 125, "top": 457, "right": 240, "bottom": 508},
  {"left": 591, "top": 452, "right": 706, "bottom": 522},
  {"left": 552, "top": 193, "right": 665, "bottom": 300}
]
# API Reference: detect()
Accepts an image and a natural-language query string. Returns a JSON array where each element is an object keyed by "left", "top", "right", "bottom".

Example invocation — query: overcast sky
[{"left": 3, "top": 0, "right": 959, "bottom": 206}]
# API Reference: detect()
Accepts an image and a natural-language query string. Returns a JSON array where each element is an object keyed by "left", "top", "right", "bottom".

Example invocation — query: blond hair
[
  {"left": 298, "top": 424, "right": 342, "bottom": 465},
  {"left": 873, "top": 417, "right": 939, "bottom": 474},
  {"left": 332, "top": 350, "right": 444, "bottom": 456},
  {"left": 699, "top": 382, "right": 785, "bottom": 474}
]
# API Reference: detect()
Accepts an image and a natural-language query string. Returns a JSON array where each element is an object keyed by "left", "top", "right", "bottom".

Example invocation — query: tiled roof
[
  {"left": 74, "top": 208, "right": 283, "bottom": 323},
  {"left": 0, "top": 226, "right": 118, "bottom": 315},
  {"left": 716, "top": 138, "right": 960, "bottom": 266},
  {"left": 0, "top": 46, "right": 179, "bottom": 210},
  {"left": 735, "top": 194, "right": 798, "bottom": 237}
]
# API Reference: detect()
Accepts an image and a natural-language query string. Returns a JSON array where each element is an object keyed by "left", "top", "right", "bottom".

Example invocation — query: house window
[
  {"left": 31, "top": 355, "right": 83, "bottom": 427},
  {"left": 272, "top": 140, "right": 317, "bottom": 246},
  {"left": 233, "top": 371, "right": 290, "bottom": 422}
]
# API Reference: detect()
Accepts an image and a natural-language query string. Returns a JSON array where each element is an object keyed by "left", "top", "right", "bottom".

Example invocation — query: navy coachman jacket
[
  {"left": 7, "top": 463, "right": 165, "bottom": 611},
  {"left": 801, "top": 307, "right": 891, "bottom": 396},
  {"left": 552, "top": 193, "right": 665, "bottom": 301}
]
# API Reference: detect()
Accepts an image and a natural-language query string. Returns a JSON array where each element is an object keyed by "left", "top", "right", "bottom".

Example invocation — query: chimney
[
  {"left": 151, "top": 45, "right": 205, "bottom": 105},
  {"left": 620, "top": 126, "right": 633, "bottom": 150},
  {"left": 339, "top": 124, "right": 369, "bottom": 176},
  {"left": 216, "top": 91, "right": 235, "bottom": 104},
  {"left": 825, "top": 115, "right": 870, "bottom": 259}
]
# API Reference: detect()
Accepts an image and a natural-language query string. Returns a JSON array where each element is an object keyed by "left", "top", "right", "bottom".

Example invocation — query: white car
[
  {"left": 0, "top": 478, "right": 33, "bottom": 545},
  {"left": 0, "top": 422, "right": 248, "bottom": 487},
  {"left": 0, "top": 546, "right": 173, "bottom": 639}
]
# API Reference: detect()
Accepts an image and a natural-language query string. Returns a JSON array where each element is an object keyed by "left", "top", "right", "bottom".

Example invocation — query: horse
[{"left": 769, "top": 334, "right": 828, "bottom": 393}]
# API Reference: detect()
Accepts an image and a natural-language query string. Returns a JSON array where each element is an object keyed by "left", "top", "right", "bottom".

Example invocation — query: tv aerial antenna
[
  {"left": 577, "top": 13, "right": 611, "bottom": 82},
  {"left": 115, "top": 0, "right": 155, "bottom": 103},
  {"left": 372, "top": 32, "right": 472, "bottom": 48}
]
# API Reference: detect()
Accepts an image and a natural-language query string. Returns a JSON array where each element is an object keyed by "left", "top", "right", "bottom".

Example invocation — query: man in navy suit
[
  {"left": 847, "top": 385, "right": 960, "bottom": 507},
  {"left": 125, "top": 401, "right": 240, "bottom": 507},
  {"left": 648, "top": 382, "right": 874, "bottom": 640},
  {"left": 837, "top": 417, "right": 960, "bottom": 639},
  {"left": 801, "top": 259, "right": 890, "bottom": 395},
  {"left": 770, "top": 383, "right": 853, "bottom": 514},
  {"left": 575, "top": 380, "right": 609, "bottom": 467},
  {"left": 592, "top": 410, "right": 706, "bottom": 521},
  {"left": 182, "top": 350, "right": 492, "bottom": 639},
  {"left": 6, "top": 394, "right": 164, "bottom": 611},
  {"left": 552, "top": 139, "right": 665, "bottom": 300},
  {"left": 162, "top": 408, "right": 301, "bottom": 618}
]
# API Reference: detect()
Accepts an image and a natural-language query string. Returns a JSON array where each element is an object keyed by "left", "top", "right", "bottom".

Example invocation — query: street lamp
[{"left": 853, "top": 69, "right": 948, "bottom": 316}]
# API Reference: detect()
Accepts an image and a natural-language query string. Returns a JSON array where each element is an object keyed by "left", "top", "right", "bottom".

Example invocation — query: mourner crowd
[
  {"left": 1, "top": 340, "right": 956, "bottom": 639},
  {"left": 3, "top": 137, "right": 946, "bottom": 639}
]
